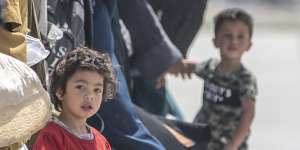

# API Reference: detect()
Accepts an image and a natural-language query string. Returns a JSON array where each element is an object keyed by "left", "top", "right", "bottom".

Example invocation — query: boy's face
[
  {"left": 56, "top": 70, "right": 104, "bottom": 120},
  {"left": 213, "top": 20, "right": 252, "bottom": 62}
]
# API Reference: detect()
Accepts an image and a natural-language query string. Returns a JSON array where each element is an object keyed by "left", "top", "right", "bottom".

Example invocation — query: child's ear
[
  {"left": 55, "top": 88, "right": 64, "bottom": 101},
  {"left": 247, "top": 41, "right": 253, "bottom": 51},
  {"left": 245, "top": 41, "right": 253, "bottom": 52},
  {"left": 213, "top": 37, "right": 219, "bottom": 48}
]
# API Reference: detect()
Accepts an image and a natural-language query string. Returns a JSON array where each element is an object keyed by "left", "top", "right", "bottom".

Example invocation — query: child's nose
[
  {"left": 84, "top": 92, "right": 95, "bottom": 100},
  {"left": 231, "top": 37, "right": 239, "bottom": 45}
]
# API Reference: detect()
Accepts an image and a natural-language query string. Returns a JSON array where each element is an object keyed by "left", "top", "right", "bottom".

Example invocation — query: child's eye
[
  {"left": 223, "top": 33, "right": 232, "bottom": 39},
  {"left": 75, "top": 85, "right": 84, "bottom": 90},
  {"left": 238, "top": 34, "right": 245, "bottom": 39},
  {"left": 94, "top": 88, "right": 103, "bottom": 94}
]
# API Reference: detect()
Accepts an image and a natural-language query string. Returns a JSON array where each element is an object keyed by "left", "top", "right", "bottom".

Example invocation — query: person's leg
[
  {"left": 136, "top": 106, "right": 210, "bottom": 150},
  {"left": 88, "top": 1, "right": 165, "bottom": 149},
  {"left": 165, "top": 89, "right": 184, "bottom": 120},
  {"left": 160, "top": 118, "right": 210, "bottom": 150},
  {"left": 132, "top": 76, "right": 168, "bottom": 116},
  {"left": 132, "top": 76, "right": 184, "bottom": 120},
  {"left": 135, "top": 106, "right": 188, "bottom": 150}
]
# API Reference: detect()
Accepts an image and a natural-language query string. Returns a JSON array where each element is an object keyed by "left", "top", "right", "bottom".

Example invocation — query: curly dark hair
[
  {"left": 214, "top": 8, "right": 254, "bottom": 38},
  {"left": 50, "top": 47, "right": 117, "bottom": 111}
]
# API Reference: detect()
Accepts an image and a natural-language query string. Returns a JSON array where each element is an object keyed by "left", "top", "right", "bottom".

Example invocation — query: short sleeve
[
  {"left": 91, "top": 128, "right": 112, "bottom": 150},
  {"left": 32, "top": 134, "right": 60, "bottom": 150},
  {"left": 194, "top": 59, "right": 212, "bottom": 78},
  {"left": 240, "top": 74, "right": 258, "bottom": 101}
]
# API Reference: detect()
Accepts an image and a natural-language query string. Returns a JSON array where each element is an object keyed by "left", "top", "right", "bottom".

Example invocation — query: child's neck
[
  {"left": 217, "top": 60, "right": 241, "bottom": 76},
  {"left": 58, "top": 113, "right": 88, "bottom": 135}
]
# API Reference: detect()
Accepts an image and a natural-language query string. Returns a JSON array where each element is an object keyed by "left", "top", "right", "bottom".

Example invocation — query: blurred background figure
[{"left": 167, "top": 0, "right": 300, "bottom": 149}]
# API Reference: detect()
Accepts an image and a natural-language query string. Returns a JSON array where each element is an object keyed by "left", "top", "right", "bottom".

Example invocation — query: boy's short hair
[
  {"left": 214, "top": 8, "right": 253, "bottom": 37},
  {"left": 50, "top": 47, "right": 117, "bottom": 111}
]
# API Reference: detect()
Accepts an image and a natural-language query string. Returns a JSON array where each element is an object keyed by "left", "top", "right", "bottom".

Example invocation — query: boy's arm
[
  {"left": 225, "top": 98, "right": 255, "bottom": 150},
  {"left": 167, "top": 59, "right": 198, "bottom": 79}
]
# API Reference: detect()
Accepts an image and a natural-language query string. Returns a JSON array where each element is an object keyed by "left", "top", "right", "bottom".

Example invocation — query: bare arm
[{"left": 225, "top": 98, "right": 256, "bottom": 150}]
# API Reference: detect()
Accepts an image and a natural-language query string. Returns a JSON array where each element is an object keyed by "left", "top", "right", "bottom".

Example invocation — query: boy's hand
[
  {"left": 155, "top": 59, "right": 198, "bottom": 89},
  {"left": 168, "top": 59, "right": 197, "bottom": 79}
]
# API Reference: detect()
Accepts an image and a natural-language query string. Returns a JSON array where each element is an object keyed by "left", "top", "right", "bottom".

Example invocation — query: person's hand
[
  {"left": 224, "top": 142, "right": 238, "bottom": 150},
  {"left": 155, "top": 74, "right": 166, "bottom": 89},
  {"left": 155, "top": 59, "right": 197, "bottom": 88},
  {"left": 168, "top": 59, "right": 197, "bottom": 79}
]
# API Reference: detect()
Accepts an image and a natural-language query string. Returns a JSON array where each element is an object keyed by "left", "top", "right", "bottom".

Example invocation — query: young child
[
  {"left": 192, "top": 8, "right": 258, "bottom": 150},
  {"left": 33, "top": 47, "right": 116, "bottom": 150}
]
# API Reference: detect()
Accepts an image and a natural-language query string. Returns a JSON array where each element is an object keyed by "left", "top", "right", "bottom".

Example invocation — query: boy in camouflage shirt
[{"left": 192, "top": 8, "right": 258, "bottom": 150}]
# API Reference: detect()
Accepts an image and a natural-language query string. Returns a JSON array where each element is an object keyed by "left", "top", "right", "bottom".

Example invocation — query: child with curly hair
[{"left": 33, "top": 47, "right": 116, "bottom": 150}]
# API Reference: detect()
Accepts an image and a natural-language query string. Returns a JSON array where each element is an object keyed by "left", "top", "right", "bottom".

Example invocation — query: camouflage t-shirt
[{"left": 193, "top": 58, "right": 258, "bottom": 149}]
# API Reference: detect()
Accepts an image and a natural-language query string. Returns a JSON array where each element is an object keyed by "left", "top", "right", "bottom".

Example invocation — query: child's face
[
  {"left": 56, "top": 70, "right": 104, "bottom": 120},
  {"left": 213, "top": 20, "right": 252, "bottom": 62}
]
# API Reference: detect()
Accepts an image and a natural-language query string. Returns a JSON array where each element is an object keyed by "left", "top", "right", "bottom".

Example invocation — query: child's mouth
[
  {"left": 228, "top": 48, "right": 237, "bottom": 51},
  {"left": 81, "top": 104, "right": 93, "bottom": 111},
  {"left": 228, "top": 46, "right": 238, "bottom": 51}
]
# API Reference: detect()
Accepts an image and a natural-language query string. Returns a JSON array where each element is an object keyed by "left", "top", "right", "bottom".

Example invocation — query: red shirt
[{"left": 33, "top": 122, "right": 111, "bottom": 150}]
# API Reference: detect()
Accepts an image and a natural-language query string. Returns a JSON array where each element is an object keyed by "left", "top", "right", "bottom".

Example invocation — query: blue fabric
[
  {"left": 165, "top": 89, "right": 185, "bottom": 120},
  {"left": 88, "top": 0, "right": 165, "bottom": 149},
  {"left": 92, "top": 0, "right": 114, "bottom": 54},
  {"left": 132, "top": 76, "right": 184, "bottom": 120}
]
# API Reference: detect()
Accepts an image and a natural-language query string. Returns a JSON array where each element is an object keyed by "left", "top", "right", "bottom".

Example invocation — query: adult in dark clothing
[
  {"left": 118, "top": 0, "right": 207, "bottom": 119},
  {"left": 117, "top": 0, "right": 186, "bottom": 119},
  {"left": 88, "top": 0, "right": 166, "bottom": 149},
  {"left": 88, "top": 0, "right": 209, "bottom": 149}
]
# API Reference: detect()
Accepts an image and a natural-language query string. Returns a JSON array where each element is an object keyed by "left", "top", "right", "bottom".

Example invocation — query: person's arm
[
  {"left": 226, "top": 72, "right": 258, "bottom": 150},
  {"left": 118, "top": 0, "right": 182, "bottom": 82},
  {"left": 225, "top": 98, "right": 255, "bottom": 150}
]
